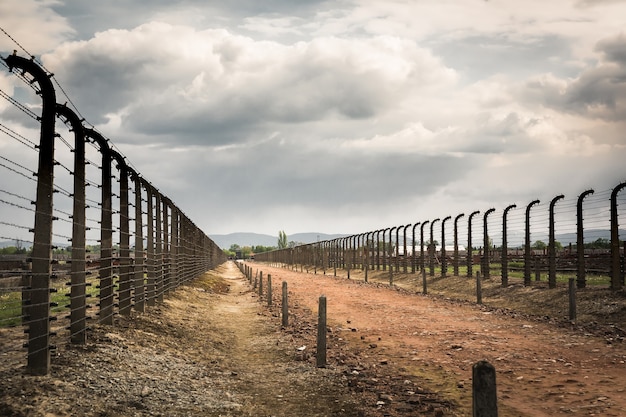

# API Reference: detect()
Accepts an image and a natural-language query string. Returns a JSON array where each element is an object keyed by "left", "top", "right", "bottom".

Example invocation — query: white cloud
[
  {"left": 41, "top": 23, "right": 456, "bottom": 148},
  {"left": 0, "top": 0, "right": 73, "bottom": 55}
]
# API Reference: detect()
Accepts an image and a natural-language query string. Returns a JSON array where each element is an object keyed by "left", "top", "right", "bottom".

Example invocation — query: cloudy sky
[{"left": 1, "top": 0, "right": 625, "bottom": 239}]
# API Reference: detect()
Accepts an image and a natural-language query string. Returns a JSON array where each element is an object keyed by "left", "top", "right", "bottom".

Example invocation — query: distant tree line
[{"left": 223, "top": 244, "right": 277, "bottom": 259}]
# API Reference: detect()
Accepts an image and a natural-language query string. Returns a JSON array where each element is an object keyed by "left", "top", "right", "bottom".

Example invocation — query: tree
[
  {"left": 585, "top": 238, "right": 610, "bottom": 249},
  {"left": 278, "top": 230, "right": 288, "bottom": 249},
  {"left": 532, "top": 240, "right": 547, "bottom": 250},
  {"left": 253, "top": 245, "right": 275, "bottom": 253}
]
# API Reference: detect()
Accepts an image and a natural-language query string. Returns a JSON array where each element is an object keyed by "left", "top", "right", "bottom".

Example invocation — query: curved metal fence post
[
  {"left": 548, "top": 195, "right": 564, "bottom": 289},
  {"left": 402, "top": 224, "right": 410, "bottom": 273},
  {"left": 429, "top": 219, "right": 440, "bottom": 277},
  {"left": 5, "top": 54, "right": 57, "bottom": 375},
  {"left": 420, "top": 221, "right": 429, "bottom": 273},
  {"left": 501, "top": 204, "right": 516, "bottom": 287},
  {"left": 389, "top": 227, "right": 397, "bottom": 280},
  {"left": 162, "top": 198, "right": 170, "bottom": 294},
  {"left": 376, "top": 230, "right": 382, "bottom": 271},
  {"left": 453, "top": 214, "right": 464, "bottom": 276},
  {"left": 143, "top": 182, "right": 156, "bottom": 304},
  {"left": 57, "top": 104, "right": 87, "bottom": 344},
  {"left": 412, "top": 222, "right": 420, "bottom": 274},
  {"left": 483, "top": 209, "right": 495, "bottom": 278},
  {"left": 611, "top": 182, "right": 626, "bottom": 290},
  {"left": 441, "top": 216, "right": 451, "bottom": 277},
  {"left": 395, "top": 226, "right": 401, "bottom": 273},
  {"left": 111, "top": 151, "right": 131, "bottom": 316},
  {"left": 85, "top": 129, "right": 114, "bottom": 325},
  {"left": 383, "top": 228, "right": 390, "bottom": 271},
  {"left": 576, "top": 190, "right": 593, "bottom": 289},
  {"left": 170, "top": 204, "right": 179, "bottom": 289},
  {"left": 154, "top": 192, "right": 163, "bottom": 301},
  {"left": 467, "top": 211, "right": 480, "bottom": 278},
  {"left": 131, "top": 172, "right": 145, "bottom": 312},
  {"left": 524, "top": 200, "right": 540, "bottom": 286}
]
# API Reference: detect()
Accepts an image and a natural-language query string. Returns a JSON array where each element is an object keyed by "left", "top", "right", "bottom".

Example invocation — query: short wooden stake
[
  {"left": 267, "top": 274, "right": 272, "bottom": 306},
  {"left": 476, "top": 271, "right": 482, "bottom": 305},
  {"left": 472, "top": 360, "right": 498, "bottom": 417},
  {"left": 422, "top": 268, "right": 427, "bottom": 294},
  {"left": 316, "top": 295, "right": 327, "bottom": 368},
  {"left": 569, "top": 278, "right": 576, "bottom": 321},
  {"left": 259, "top": 271, "right": 263, "bottom": 296},
  {"left": 535, "top": 258, "right": 541, "bottom": 281},
  {"left": 282, "top": 281, "right": 288, "bottom": 327}
]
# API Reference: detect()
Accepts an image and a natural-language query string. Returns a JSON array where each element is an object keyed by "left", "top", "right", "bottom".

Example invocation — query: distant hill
[
  {"left": 210, "top": 232, "right": 349, "bottom": 250},
  {"left": 210, "top": 228, "right": 625, "bottom": 250}
]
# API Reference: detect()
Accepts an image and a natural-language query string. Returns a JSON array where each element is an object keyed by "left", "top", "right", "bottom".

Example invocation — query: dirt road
[{"left": 248, "top": 263, "right": 626, "bottom": 416}]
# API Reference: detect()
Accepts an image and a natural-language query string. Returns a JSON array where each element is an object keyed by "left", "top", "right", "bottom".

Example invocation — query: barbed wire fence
[
  {"left": 256, "top": 184, "right": 626, "bottom": 291},
  {"left": 0, "top": 30, "right": 226, "bottom": 375}
]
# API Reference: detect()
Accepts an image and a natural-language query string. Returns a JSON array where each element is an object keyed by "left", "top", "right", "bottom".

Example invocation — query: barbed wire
[{"left": 0, "top": 122, "right": 38, "bottom": 149}]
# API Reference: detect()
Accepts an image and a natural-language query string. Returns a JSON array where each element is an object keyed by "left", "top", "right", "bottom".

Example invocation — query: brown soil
[{"left": 1, "top": 261, "right": 625, "bottom": 416}]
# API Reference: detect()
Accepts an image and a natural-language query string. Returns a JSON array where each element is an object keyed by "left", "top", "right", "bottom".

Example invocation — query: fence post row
[
  {"left": 2, "top": 53, "right": 225, "bottom": 375},
  {"left": 254, "top": 184, "right": 625, "bottom": 298}
]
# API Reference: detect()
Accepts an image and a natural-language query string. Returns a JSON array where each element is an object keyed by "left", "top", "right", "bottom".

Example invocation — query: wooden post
[
  {"left": 422, "top": 268, "right": 427, "bottom": 295},
  {"left": 267, "top": 274, "right": 272, "bottom": 306},
  {"left": 569, "top": 278, "right": 576, "bottom": 321},
  {"left": 476, "top": 271, "right": 482, "bottom": 305},
  {"left": 472, "top": 360, "right": 498, "bottom": 417},
  {"left": 316, "top": 295, "right": 327, "bottom": 368},
  {"left": 282, "top": 281, "right": 288, "bottom": 327},
  {"left": 534, "top": 258, "right": 541, "bottom": 281}
]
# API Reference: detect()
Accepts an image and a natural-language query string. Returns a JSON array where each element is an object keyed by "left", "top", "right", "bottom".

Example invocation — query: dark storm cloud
[
  {"left": 596, "top": 33, "right": 626, "bottom": 65},
  {"left": 522, "top": 33, "right": 626, "bottom": 122}
]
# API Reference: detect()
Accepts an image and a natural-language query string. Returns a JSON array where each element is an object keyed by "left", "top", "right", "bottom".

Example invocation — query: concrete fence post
[
  {"left": 282, "top": 281, "right": 288, "bottom": 327},
  {"left": 267, "top": 274, "right": 272, "bottom": 306},
  {"left": 472, "top": 360, "right": 498, "bottom": 417},
  {"left": 569, "top": 278, "right": 577, "bottom": 321},
  {"left": 5, "top": 55, "right": 57, "bottom": 375},
  {"left": 476, "top": 271, "right": 482, "bottom": 305},
  {"left": 86, "top": 129, "right": 114, "bottom": 324},
  {"left": 316, "top": 295, "right": 327, "bottom": 368},
  {"left": 56, "top": 104, "right": 87, "bottom": 345}
]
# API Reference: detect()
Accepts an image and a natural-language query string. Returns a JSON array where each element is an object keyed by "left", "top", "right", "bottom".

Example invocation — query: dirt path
[
  {"left": 2, "top": 261, "right": 625, "bottom": 416},
  {"left": 194, "top": 261, "right": 363, "bottom": 416},
  {"left": 250, "top": 263, "right": 626, "bottom": 417},
  {"left": 0, "top": 261, "right": 363, "bottom": 417}
]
